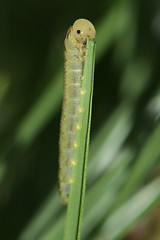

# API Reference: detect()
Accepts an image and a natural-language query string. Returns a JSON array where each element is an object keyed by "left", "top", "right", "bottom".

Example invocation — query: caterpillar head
[{"left": 72, "top": 19, "right": 96, "bottom": 45}]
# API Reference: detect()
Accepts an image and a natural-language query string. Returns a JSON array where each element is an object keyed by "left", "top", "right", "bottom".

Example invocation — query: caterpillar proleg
[{"left": 59, "top": 19, "right": 96, "bottom": 204}]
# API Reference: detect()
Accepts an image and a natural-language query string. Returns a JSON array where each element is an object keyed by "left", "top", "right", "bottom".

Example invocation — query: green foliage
[{"left": 0, "top": 0, "right": 160, "bottom": 239}]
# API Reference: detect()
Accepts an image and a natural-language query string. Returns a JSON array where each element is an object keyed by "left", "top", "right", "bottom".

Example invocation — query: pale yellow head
[{"left": 72, "top": 19, "right": 96, "bottom": 44}]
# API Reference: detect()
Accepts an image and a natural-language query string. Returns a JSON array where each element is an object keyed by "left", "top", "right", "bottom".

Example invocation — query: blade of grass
[
  {"left": 63, "top": 37, "right": 96, "bottom": 240},
  {"left": 82, "top": 149, "right": 131, "bottom": 239},
  {"left": 112, "top": 120, "right": 160, "bottom": 210},
  {"left": 19, "top": 188, "right": 63, "bottom": 240},
  {"left": 94, "top": 178, "right": 160, "bottom": 240},
  {"left": 36, "top": 149, "right": 131, "bottom": 240},
  {"left": 88, "top": 102, "right": 133, "bottom": 185}
]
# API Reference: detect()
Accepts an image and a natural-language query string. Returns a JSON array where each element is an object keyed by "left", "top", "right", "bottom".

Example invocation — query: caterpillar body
[{"left": 59, "top": 19, "right": 96, "bottom": 204}]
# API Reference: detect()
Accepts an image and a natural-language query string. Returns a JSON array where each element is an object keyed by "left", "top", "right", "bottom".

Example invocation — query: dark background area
[{"left": 0, "top": 0, "right": 160, "bottom": 239}]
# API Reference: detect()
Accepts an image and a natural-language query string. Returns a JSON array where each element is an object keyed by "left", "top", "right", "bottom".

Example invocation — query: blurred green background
[{"left": 0, "top": 0, "right": 160, "bottom": 239}]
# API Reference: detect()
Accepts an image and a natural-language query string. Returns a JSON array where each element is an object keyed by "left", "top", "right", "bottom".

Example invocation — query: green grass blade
[
  {"left": 88, "top": 102, "right": 133, "bottom": 184},
  {"left": 63, "top": 37, "right": 96, "bottom": 240},
  {"left": 112, "top": 120, "right": 160, "bottom": 210},
  {"left": 19, "top": 188, "right": 63, "bottom": 240},
  {"left": 36, "top": 150, "right": 130, "bottom": 240},
  {"left": 82, "top": 150, "right": 130, "bottom": 238},
  {"left": 94, "top": 178, "right": 160, "bottom": 240}
]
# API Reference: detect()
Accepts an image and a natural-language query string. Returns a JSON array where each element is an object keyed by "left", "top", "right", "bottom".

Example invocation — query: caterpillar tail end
[{"left": 59, "top": 182, "right": 69, "bottom": 205}]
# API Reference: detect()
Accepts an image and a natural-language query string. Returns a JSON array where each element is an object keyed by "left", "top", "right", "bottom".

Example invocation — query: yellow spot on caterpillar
[
  {"left": 72, "top": 160, "right": 77, "bottom": 166},
  {"left": 74, "top": 142, "right": 79, "bottom": 148},
  {"left": 76, "top": 124, "right": 82, "bottom": 130},
  {"left": 79, "top": 107, "right": 84, "bottom": 113},
  {"left": 69, "top": 178, "right": 75, "bottom": 184},
  {"left": 81, "top": 90, "right": 86, "bottom": 95}
]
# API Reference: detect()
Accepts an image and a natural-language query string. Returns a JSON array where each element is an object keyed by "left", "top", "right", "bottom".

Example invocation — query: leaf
[{"left": 63, "top": 37, "right": 96, "bottom": 240}]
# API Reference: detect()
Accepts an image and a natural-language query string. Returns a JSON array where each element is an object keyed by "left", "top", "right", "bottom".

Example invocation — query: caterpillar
[{"left": 59, "top": 19, "right": 96, "bottom": 204}]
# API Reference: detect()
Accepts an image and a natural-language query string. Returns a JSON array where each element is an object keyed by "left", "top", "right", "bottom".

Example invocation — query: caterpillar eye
[{"left": 77, "top": 30, "right": 81, "bottom": 34}]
